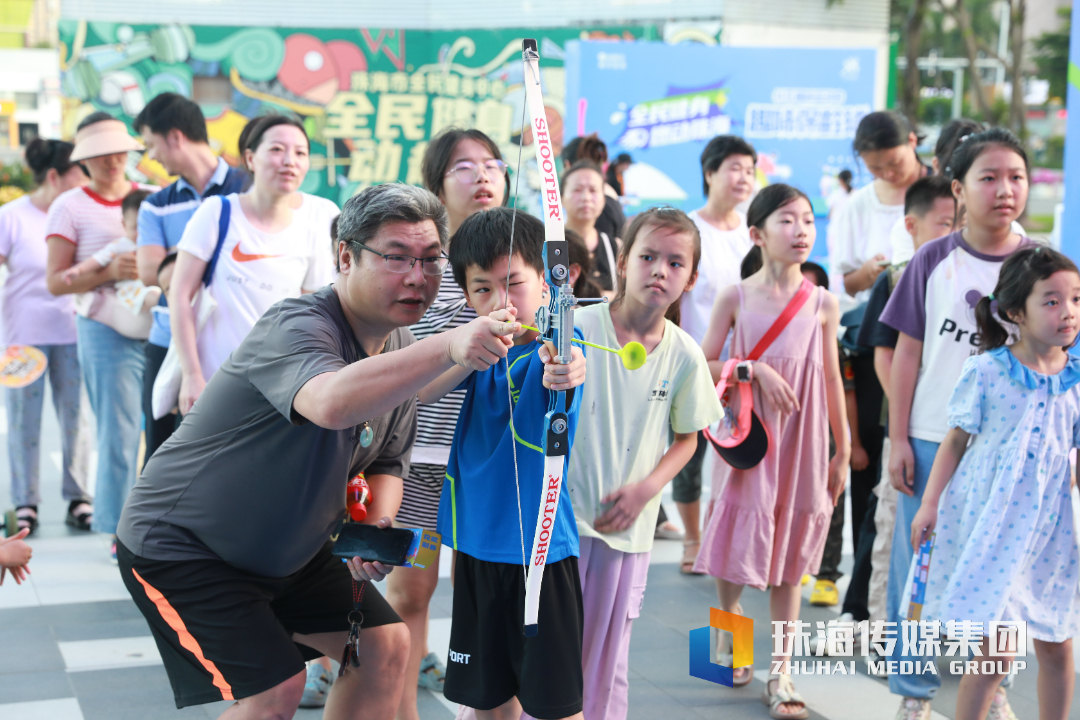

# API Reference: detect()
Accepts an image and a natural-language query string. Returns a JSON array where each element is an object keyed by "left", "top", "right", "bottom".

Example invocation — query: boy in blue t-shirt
[{"left": 420, "top": 207, "right": 587, "bottom": 720}]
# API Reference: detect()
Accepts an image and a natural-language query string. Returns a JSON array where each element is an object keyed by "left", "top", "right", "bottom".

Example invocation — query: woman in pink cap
[{"left": 44, "top": 112, "right": 155, "bottom": 560}]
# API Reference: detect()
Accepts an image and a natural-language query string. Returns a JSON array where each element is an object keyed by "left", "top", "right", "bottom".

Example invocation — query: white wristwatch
[{"left": 735, "top": 361, "right": 753, "bottom": 383}]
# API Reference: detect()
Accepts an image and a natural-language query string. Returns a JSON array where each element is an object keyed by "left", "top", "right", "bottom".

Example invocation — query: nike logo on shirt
[{"left": 232, "top": 244, "right": 283, "bottom": 262}]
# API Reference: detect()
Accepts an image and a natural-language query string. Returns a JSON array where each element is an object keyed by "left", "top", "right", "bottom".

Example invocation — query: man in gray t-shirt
[{"left": 114, "top": 184, "right": 547, "bottom": 719}]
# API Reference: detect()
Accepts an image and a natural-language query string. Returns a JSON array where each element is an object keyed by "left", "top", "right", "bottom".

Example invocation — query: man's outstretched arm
[{"left": 293, "top": 315, "right": 518, "bottom": 430}]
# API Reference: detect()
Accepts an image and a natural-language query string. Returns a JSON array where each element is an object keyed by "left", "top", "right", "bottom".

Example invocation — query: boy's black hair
[
  {"left": 801, "top": 261, "right": 829, "bottom": 288},
  {"left": 157, "top": 251, "right": 178, "bottom": 278},
  {"left": 449, "top": 207, "right": 544, "bottom": 290},
  {"left": 699, "top": 135, "right": 757, "bottom": 196},
  {"left": 122, "top": 188, "right": 153, "bottom": 215},
  {"left": 133, "top": 93, "right": 209, "bottom": 144},
  {"left": 904, "top": 176, "right": 955, "bottom": 217}
]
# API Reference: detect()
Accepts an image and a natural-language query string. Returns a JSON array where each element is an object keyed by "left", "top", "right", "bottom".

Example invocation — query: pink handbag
[{"left": 704, "top": 279, "right": 814, "bottom": 469}]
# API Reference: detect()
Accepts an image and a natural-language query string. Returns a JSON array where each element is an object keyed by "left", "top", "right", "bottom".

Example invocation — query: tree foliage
[{"left": 1032, "top": 6, "right": 1070, "bottom": 103}]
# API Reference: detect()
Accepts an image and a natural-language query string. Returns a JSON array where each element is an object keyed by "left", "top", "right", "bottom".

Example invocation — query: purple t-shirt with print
[{"left": 880, "top": 231, "right": 1031, "bottom": 442}]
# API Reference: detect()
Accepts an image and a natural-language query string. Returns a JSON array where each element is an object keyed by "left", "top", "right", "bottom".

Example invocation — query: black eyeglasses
[{"left": 354, "top": 242, "right": 449, "bottom": 276}]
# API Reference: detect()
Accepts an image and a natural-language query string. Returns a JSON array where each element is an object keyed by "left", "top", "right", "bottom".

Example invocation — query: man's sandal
[
  {"left": 761, "top": 675, "right": 809, "bottom": 720},
  {"left": 15, "top": 506, "right": 38, "bottom": 535},
  {"left": 65, "top": 501, "right": 93, "bottom": 531},
  {"left": 680, "top": 540, "right": 704, "bottom": 575}
]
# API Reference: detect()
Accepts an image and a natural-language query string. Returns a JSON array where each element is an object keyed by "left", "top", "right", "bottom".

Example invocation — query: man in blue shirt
[
  {"left": 134, "top": 93, "right": 246, "bottom": 460},
  {"left": 419, "top": 208, "right": 587, "bottom": 720}
]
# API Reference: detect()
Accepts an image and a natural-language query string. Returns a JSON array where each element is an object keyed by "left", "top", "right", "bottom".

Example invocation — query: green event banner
[{"left": 57, "top": 21, "right": 654, "bottom": 204}]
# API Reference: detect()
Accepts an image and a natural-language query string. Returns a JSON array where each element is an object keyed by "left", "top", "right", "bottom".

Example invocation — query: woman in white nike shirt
[{"left": 170, "top": 114, "right": 336, "bottom": 414}]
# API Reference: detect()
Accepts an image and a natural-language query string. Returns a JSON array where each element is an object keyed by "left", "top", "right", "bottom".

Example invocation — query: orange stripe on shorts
[{"left": 132, "top": 568, "right": 234, "bottom": 701}]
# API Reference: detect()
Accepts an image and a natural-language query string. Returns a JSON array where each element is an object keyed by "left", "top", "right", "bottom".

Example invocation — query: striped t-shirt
[
  {"left": 45, "top": 183, "right": 156, "bottom": 316},
  {"left": 409, "top": 265, "right": 477, "bottom": 465}
]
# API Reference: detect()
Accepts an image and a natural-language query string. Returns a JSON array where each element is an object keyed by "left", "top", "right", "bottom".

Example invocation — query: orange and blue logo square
[{"left": 689, "top": 608, "right": 753, "bottom": 686}]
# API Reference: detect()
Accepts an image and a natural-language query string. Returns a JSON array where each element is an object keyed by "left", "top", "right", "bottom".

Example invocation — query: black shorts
[
  {"left": 444, "top": 552, "right": 583, "bottom": 720},
  {"left": 117, "top": 539, "right": 400, "bottom": 708}
]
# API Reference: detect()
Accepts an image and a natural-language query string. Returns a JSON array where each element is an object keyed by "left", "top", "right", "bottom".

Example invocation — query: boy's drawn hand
[
  {"left": 754, "top": 362, "right": 799, "bottom": 414},
  {"left": 594, "top": 481, "right": 653, "bottom": 533},
  {"left": 889, "top": 439, "right": 916, "bottom": 496},
  {"left": 488, "top": 305, "right": 518, "bottom": 347},
  {"left": 61, "top": 267, "right": 79, "bottom": 285},
  {"left": 448, "top": 316, "right": 520, "bottom": 371},
  {"left": 344, "top": 516, "right": 395, "bottom": 583},
  {"left": 910, "top": 503, "right": 937, "bottom": 552},
  {"left": 539, "top": 345, "right": 585, "bottom": 391}
]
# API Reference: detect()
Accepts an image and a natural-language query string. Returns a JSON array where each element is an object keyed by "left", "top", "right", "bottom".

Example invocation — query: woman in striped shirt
[{"left": 388, "top": 127, "right": 508, "bottom": 720}]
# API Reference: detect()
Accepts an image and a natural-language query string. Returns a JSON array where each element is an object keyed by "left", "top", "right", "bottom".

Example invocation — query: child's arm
[
  {"left": 847, "top": 387, "right": 868, "bottom": 471},
  {"left": 821, "top": 293, "right": 850, "bottom": 506},
  {"left": 418, "top": 365, "right": 475, "bottom": 405},
  {"left": 888, "top": 332, "right": 923, "bottom": 496},
  {"left": 0, "top": 529, "right": 32, "bottom": 586},
  {"left": 874, "top": 346, "right": 894, "bottom": 401},
  {"left": 909, "top": 426, "right": 970, "bottom": 550},
  {"left": 594, "top": 431, "right": 697, "bottom": 533},
  {"left": 701, "top": 284, "right": 739, "bottom": 383},
  {"left": 61, "top": 257, "right": 106, "bottom": 285}
]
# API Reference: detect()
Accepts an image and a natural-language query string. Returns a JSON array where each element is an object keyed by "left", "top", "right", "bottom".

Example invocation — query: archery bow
[
  {"left": 509, "top": 38, "right": 573, "bottom": 637},
  {"left": 508, "top": 38, "right": 644, "bottom": 635}
]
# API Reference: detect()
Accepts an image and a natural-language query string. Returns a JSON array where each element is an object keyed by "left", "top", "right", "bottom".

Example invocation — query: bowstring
[{"left": 505, "top": 47, "right": 532, "bottom": 583}]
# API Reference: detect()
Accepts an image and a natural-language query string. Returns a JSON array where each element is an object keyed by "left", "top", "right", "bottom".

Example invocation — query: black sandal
[
  {"left": 15, "top": 506, "right": 38, "bottom": 535},
  {"left": 66, "top": 500, "right": 93, "bottom": 531}
]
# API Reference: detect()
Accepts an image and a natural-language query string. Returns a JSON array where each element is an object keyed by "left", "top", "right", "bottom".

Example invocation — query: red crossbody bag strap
[
  {"left": 745, "top": 278, "right": 815, "bottom": 362},
  {"left": 711, "top": 279, "right": 815, "bottom": 448}
]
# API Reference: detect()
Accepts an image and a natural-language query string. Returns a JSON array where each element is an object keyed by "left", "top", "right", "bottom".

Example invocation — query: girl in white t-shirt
[
  {"left": 564, "top": 207, "right": 722, "bottom": 720},
  {"left": 832, "top": 111, "right": 927, "bottom": 300},
  {"left": 170, "top": 115, "right": 335, "bottom": 414}
]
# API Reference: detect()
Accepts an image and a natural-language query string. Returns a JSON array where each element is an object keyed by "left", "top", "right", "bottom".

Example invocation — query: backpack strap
[
  {"left": 746, "top": 278, "right": 815, "bottom": 362},
  {"left": 201, "top": 196, "right": 232, "bottom": 287}
]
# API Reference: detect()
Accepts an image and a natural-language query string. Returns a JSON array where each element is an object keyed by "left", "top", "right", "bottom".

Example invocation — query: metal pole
[
  {"left": 996, "top": 0, "right": 1010, "bottom": 91},
  {"left": 953, "top": 67, "right": 964, "bottom": 120}
]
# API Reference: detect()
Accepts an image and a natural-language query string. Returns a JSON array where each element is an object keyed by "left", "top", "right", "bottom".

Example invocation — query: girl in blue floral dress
[{"left": 911, "top": 246, "right": 1080, "bottom": 720}]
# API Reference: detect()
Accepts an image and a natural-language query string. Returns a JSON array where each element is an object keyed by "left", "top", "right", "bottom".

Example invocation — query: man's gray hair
[{"left": 336, "top": 183, "right": 449, "bottom": 269}]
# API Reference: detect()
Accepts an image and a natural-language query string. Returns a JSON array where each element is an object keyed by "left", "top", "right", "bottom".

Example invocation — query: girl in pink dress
[{"left": 697, "top": 184, "right": 849, "bottom": 719}]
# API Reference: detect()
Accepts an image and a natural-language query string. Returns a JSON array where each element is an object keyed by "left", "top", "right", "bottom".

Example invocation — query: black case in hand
[{"left": 331, "top": 523, "right": 414, "bottom": 566}]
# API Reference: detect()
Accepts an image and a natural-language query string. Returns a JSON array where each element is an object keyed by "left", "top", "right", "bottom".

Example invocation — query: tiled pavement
[{"left": 2, "top": 394, "right": 1079, "bottom": 720}]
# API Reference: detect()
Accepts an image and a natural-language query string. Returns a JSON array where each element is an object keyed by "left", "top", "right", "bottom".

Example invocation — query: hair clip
[{"left": 988, "top": 293, "right": 994, "bottom": 301}]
